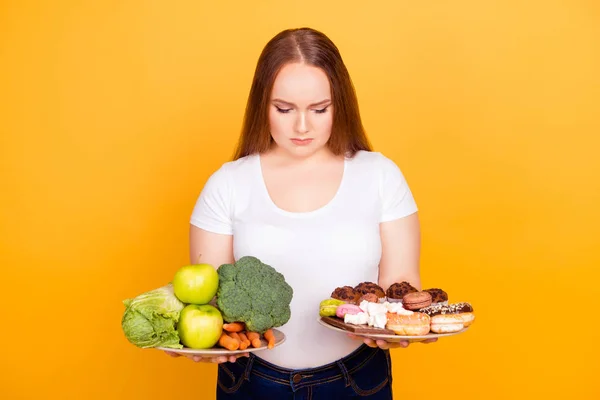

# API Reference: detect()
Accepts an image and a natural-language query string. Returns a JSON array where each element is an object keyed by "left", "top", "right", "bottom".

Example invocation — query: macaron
[
  {"left": 336, "top": 303, "right": 363, "bottom": 319},
  {"left": 402, "top": 291, "right": 432, "bottom": 310}
]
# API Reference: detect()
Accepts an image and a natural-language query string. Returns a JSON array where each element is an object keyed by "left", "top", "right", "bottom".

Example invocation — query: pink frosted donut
[{"left": 336, "top": 304, "right": 363, "bottom": 318}]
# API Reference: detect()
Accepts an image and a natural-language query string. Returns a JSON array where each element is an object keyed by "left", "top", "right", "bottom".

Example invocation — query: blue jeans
[{"left": 216, "top": 344, "right": 393, "bottom": 399}]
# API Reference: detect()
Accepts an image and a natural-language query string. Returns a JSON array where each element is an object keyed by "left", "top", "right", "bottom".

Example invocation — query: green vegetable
[
  {"left": 216, "top": 256, "right": 293, "bottom": 333},
  {"left": 121, "top": 283, "right": 185, "bottom": 349},
  {"left": 319, "top": 298, "right": 345, "bottom": 317}
]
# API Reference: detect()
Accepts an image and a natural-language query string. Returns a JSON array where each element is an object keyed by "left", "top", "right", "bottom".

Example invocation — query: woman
[{"left": 168, "top": 27, "right": 435, "bottom": 399}]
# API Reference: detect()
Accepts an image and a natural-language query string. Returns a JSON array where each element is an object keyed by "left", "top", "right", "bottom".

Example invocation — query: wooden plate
[{"left": 318, "top": 317, "right": 468, "bottom": 342}]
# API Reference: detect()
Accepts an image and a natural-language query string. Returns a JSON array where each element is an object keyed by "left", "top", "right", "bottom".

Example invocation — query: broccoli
[{"left": 216, "top": 256, "right": 293, "bottom": 333}]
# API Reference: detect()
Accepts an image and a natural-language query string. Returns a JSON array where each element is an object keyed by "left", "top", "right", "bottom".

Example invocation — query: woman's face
[{"left": 268, "top": 62, "right": 334, "bottom": 159}]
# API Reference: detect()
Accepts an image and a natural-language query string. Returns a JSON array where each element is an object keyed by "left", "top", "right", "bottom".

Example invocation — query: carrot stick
[
  {"left": 226, "top": 332, "right": 243, "bottom": 350},
  {"left": 223, "top": 322, "right": 245, "bottom": 332},
  {"left": 237, "top": 332, "right": 251, "bottom": 349},
  {"left": 264, "top": 329, "right": 276, "bottom": 349},
  {"left": 218, "top": 332, "right": 240, "bottom": 351},
  {"left": 246, "top": 331, "right": 262, "bottom": 348}
]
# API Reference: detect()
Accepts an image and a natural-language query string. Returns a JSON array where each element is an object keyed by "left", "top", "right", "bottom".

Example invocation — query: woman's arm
[
  {"left": 378, "top": 212, "right": 421, "bottom": 291},
  {"left": 189, "top": 225, "right": 235, "bottom": 267}
]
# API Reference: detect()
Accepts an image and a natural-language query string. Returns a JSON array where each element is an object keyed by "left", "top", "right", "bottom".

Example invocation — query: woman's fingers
[
  {"left": 375, "top": 339, "right": 409, "bottom": 349},
  {"left": 166, "top": 350, "right": 250, "bottom": 364}
]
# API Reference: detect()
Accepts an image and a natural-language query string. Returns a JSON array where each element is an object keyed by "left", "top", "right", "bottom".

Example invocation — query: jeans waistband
[{"left": 237, "top": 344, "right": 382, "bottom": 391}]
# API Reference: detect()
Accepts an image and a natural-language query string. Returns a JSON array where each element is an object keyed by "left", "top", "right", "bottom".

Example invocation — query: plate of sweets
[{"left": 317, "top": 281, "right": 475, "bottom": 342}]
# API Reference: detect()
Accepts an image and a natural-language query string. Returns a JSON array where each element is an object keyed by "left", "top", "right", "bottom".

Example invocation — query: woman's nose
[{"left": 294, "top": 112, "right": 309, "bottom": 134}]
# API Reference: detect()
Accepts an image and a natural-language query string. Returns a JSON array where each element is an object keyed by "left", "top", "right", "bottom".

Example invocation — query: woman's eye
[
  {"left": 276, "top": 107, "right": 292, "bottom": 114},
  {"left": 314, "top": 107, "right": 329, "bottom": 114}
]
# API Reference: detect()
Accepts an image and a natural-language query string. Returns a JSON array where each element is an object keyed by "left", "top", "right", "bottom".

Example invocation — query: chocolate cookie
[
  {"left": 423, "top": 288, "right": 448, "bottom": 304},
  {"left": 331, "top": 286, "right": 359, "bottom": 304},
  {"left": 353, "top": 282, "right": 386, "bottom": 299},
  {"left": 386, "top": 281, "right": 418, "bottom": 300}
]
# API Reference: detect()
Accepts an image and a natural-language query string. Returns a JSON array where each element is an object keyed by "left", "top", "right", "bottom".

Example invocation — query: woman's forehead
[{"left": 271, "top": 63, "right": 331, "bottom": 105}]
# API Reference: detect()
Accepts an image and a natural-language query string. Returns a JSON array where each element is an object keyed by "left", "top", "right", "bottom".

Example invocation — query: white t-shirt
[{"left": 190, "top": 150, "right": 418, "bottom": 369}]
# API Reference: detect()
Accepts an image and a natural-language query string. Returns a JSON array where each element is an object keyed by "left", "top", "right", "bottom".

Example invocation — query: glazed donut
[
  {"left": 386, "top": 312, "right": 431, "bottom": 336},
  {"left": 402, "top": 291, "right": 433, "bottom": 310},
  {"left": 430, "top": 314, "right": 464, "bottom": 333}
]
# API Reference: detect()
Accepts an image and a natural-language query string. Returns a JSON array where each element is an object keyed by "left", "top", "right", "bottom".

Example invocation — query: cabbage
[{"left": 121, "top": 284, "right": 185, "bottom": 349}]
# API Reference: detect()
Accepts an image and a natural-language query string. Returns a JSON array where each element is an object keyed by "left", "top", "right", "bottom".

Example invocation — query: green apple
[
  {"left": 172, "top": 263, "right": 219, "bottom": 304},
  {"left": 177, "top": 304, "right": 223, "bottom": 349}
]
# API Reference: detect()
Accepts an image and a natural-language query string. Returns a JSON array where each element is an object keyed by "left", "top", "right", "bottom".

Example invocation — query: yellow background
[{"left": 1, "top": 1, "right": 599, "bottom": 399}]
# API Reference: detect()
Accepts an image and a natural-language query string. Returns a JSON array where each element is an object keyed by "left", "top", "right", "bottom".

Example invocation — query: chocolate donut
[
  {"left": 330, "top": 286, "right": 360, "bottom": 304},
  {"left": 418, "top": 302, "right": 473, "bottom": 316},
  {"left": 423, "top": 288, "right": 449, "bottom": 304},
  {"left": 386, "top": 281, "right": 418, "bottom": 301},
  {"left": 353, "top": 282, "right": 386, "bottom": 299},
  {"left": 418, "top": 302, "right": 475, "bottom": 326}
]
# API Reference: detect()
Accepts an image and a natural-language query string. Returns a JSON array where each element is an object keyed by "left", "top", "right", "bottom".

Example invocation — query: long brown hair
[{"left": 232, "top": 27, "right": 372, "bottom": 160}]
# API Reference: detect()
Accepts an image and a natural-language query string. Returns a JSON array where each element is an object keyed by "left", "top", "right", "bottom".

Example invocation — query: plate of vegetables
[{"left": 120, "top": 256, "right": 293, "bottom": 356}]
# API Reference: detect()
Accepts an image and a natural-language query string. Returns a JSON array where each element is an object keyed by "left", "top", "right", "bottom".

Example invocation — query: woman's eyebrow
[{"left": 272, "top": 98, "right": 332, "bottom": 107}]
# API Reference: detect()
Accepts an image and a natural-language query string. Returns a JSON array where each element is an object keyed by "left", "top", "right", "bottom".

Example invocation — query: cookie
[
  {"left": 423, "top": 288, "right": 448, "bottom": 304},
  {"left": 386, "top": 281, "right": 418, "bottom": 302},
  {"left": 354, "top": 282, "right": 386, "bottom": 299},
  {"left": 331, "top": 286, "right": 360, "bottom": 304}
]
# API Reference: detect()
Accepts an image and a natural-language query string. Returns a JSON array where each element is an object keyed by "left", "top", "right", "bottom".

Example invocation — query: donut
[
  {"left": 430, "top": 314, "right": 464, "bottom": 333},
  {"left": 386, "top": 312, "right": 430, "bottom": 335},
  {"left": 385, "top": 281, "right": 418, "bottom": 303},
  {"left": 402, "top": 291, "right": 432, "bottom": 310},
  {"left": 331, "top": 286, "right": 360, "bottom": 304},
  {"left": 423, "top": 288, "right": 448, "bottom": 305},
  {"left": 353, "top": 282, "right": 386, "bottom": 300},
  {"left": 418, "top": 302, "right": 475, "bottom": 327}
]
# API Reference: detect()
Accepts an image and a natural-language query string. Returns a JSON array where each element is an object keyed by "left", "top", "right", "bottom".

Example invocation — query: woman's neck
[{"left": 262, "top": 146, "right": 341, "bottom": 167}]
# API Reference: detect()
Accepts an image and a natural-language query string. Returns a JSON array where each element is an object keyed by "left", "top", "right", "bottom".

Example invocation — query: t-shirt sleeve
[
  {"left": 190, "top": 165, "right": 234, "bottom": 235},
  {"left": 379, "top": 155, "right": 418, "bottom": 222}
]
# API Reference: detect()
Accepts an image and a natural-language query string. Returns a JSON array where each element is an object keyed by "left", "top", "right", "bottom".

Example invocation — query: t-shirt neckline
[{"left": 254, "top": 153, "right": 349, "bottom": 218}]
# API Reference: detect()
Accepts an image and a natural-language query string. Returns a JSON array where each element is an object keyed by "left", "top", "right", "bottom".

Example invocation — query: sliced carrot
[
  {"left": 246, "top": 331, "right": 262, "bottom": 348},
  {"left": 264, "top": 329, "right": 276, "bottom": 349},
  {"left": 218, "top": 332, "right": 239, "bottom": 351},
  {"left": 223, "top": 322, "right": 245, "bottom": 332}
]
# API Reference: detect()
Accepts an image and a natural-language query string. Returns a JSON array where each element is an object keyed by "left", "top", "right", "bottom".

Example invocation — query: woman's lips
[{"left": 291, "top": 138, "right": 313, "bottom": 146}]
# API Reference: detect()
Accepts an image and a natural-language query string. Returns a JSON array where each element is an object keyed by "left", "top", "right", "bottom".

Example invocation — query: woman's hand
[
  {"left": 164, "top": 350, "right": 250, "bottom": 364},
  {"left": 347, "top": 333, "right": 437, "bottom": 349}
]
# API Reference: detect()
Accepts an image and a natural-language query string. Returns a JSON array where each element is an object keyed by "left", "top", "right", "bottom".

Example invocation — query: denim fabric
[{"left": 216, "top": 344, "right": 393, "bottom": 399}]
